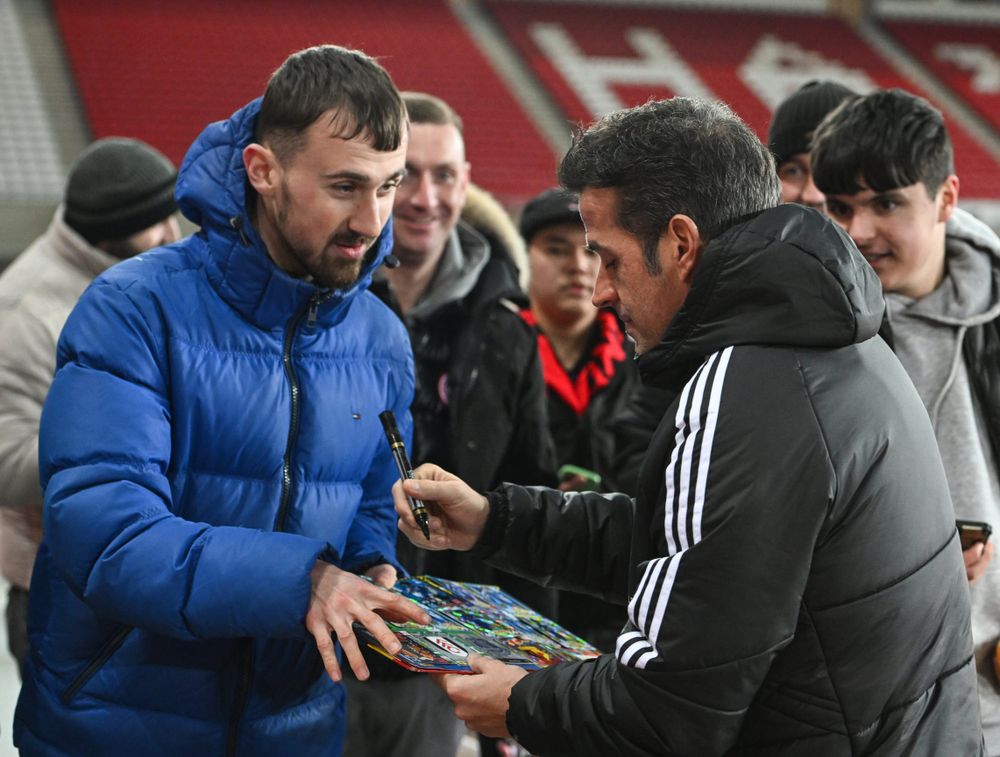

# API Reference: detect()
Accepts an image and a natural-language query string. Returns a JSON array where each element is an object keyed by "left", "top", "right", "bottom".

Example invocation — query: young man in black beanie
[
  {"left": 0, "top": 137, "right": 181, "bottom": 679},
  {"left": 767, "top": 80, "right": 856, "bottom": 209}
]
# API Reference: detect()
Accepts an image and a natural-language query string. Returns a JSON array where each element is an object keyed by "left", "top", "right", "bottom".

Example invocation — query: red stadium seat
[{"left": 51, "top": 0, "right": 560, "bottom": 206}]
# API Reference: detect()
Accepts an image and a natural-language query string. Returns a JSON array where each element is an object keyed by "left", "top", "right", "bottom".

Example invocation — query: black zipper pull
[
  {"left": 307, "top": 296, "right": 321, "bottom": 328},
  {"left": 229, "top": 216, "right": 250, "bottom": 246}
]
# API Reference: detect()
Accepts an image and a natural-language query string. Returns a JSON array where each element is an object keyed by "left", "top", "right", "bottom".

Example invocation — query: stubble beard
[{"left": 275, "top": 192, "right": 370, "bottom": 291}]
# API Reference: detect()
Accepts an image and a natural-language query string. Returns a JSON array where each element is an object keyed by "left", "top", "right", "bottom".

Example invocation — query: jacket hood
[
  {"left": 174, "top": 98, "right": 394, "bottom": 330},
  {"left": 639, "top": 204, "right": 885, "bottom": 390},
  {"left": 462, "top": 183, "right": 528, "bottom": 291},
  {"left": 898, "top": 207, "right": 1000, "bottom": 328},
  {"left": 403, "top": 223, "right": 489, "bottom": 320}
]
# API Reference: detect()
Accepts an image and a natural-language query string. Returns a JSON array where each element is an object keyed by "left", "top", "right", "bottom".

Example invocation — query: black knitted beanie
[
  {"left": 64, "top": 137, "right": 177, "bottom": 244},
  {"left": 767, "top": 80, "right": 857, "bottom": 166}
]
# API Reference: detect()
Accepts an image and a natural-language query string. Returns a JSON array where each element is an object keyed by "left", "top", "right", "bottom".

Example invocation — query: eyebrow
[
  {"left": 866, "top": 190, "right": 906, "bottom": 205},
  {"left": 404, "top": 160, "right": 460, "bottom": 173},
  {"left": 584, "top": 240, "right": 611, "bottom": 255},
  {"left": 321, "top": 169, "right": 406, "bottom": 185}
]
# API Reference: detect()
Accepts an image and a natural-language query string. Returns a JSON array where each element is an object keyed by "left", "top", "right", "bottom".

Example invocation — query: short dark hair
[
  {"left": 401, "top": 91, "right": 464, "bottom": 133},
  {"left": 558, "top": 98, "right": 780, "bottom": 273},
  {"left": 811, "top": 88, "right": 954, "bottom": 199},
  {"left": 255, "top": 45, "right": 407, "bottom": 162}
]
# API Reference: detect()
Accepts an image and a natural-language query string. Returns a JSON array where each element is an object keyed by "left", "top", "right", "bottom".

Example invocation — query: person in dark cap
[
  {"left": 517, "top": 187, "right": 641, "bottom": 653},
  {"left": 0, "top": 137, "right": 181, "bottom": 679},
  {"left": 767, "top": 80, "right": 856, "bottom": 209},
  {"left": 518, "top": 188, "right": 638, "bottom": 496}
]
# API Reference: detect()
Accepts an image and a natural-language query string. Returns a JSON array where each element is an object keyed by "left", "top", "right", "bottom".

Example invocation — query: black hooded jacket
[{"left": 473, "top": 205, "right": 982, "bottom": 756}]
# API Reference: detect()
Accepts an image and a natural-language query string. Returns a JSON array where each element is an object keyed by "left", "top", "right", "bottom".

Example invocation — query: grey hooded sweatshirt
[{"left": 886, "top": 207, "right": 1000, "bottom": 754}]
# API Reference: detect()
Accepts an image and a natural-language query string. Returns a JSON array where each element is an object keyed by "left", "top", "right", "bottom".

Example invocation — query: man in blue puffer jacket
[{"left": 13, "top": 45, "right": 429, "bottom": 756}]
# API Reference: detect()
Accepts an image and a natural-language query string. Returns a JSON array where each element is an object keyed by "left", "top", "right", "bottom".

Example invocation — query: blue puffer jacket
[{"left": 14, "top": 99, "right": 414, "bottom": 756}]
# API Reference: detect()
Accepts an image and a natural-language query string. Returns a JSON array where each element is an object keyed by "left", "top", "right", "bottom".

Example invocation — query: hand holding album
[{"left": 353, "top": 575, "right": 600, "bottom": 673}]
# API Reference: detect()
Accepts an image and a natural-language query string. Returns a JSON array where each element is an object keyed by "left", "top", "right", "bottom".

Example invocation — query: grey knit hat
[
  {"left": 767, "top": 80, "right": 857, "bottom": 167},
  {"left": 64, "top": 137, "right": 178, "bottom": 244}
]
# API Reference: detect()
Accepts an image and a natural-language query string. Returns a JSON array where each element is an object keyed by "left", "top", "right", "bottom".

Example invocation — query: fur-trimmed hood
[{"left": 461, "top": 183, "right": 529, "bottom": 292}]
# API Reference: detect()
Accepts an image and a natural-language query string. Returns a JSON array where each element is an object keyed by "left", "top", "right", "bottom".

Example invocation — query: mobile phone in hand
[
  {"left": 957, "top": 519, "right": 992, "bottom": 551},
  {"left": 558, "top": 464, "right": 602, "bottom": 487}
]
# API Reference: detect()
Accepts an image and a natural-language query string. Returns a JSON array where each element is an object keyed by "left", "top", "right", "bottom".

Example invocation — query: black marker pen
[{"left": 379, "top": 410, "right": 431, "bottom": 540}]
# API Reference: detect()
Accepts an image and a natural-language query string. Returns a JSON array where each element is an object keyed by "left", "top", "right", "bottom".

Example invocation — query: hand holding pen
[
  {"left": 379, "top": 411, "right": 431, "bottom": 540},
  {"left": 392, "top": 463, "right": 491, "bottom": 552}
]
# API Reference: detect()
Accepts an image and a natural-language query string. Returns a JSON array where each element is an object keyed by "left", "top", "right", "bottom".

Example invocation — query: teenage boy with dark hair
[
  {"left": 812, "top": 86, "right": 1000, "bottom": 754},
  {"left": 394, "top": 96, "right": 982, "bottom": 756},
  {"left": 14, "top": 45, "right": 428, "bottom": 756}
]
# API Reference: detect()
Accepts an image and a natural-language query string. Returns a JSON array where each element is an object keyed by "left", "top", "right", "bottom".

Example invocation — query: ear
[
  {"left": 457, "top": 160, "right": 472, "bottom": 203},
  {"left": 666, "top": 214, "right": 703, "bottom": 284},
  {"left": 936, "top": 174, "right": 960, "bottom": 224},
  {"left": 243, "top": 143, "right": 280, "bottom": 198}
]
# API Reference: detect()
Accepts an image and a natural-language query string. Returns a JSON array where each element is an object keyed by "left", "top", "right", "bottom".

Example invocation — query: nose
[
  {"left": 847, "top": 210, "right": 876, "bottom": 249},
  {"left": 800, "top": 175, "right": 826, "bottom": 210},
  {"left": 408, "top": 172, "right": 437, "bottom": 211},
  {"left": 351, "top": 192, "right": 384, "bottom": 240},
  {"left": 570, "top": 247, "right": 592, "bottom": 273},
  {"left": 592, "top": 265, "right": 617, "bottom": 309}
]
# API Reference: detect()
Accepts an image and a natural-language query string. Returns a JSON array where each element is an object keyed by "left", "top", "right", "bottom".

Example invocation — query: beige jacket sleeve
[{"left": 0, "top": 309, "right": 57, "bottom": 508}]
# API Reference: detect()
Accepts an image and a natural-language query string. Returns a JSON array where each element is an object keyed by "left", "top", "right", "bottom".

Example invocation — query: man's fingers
[
  {"left": 352, "top": 606, "right": 403, "bottom": 659},
  {"left": 410, "top": 462, "right": 455, "bottom": 482},
  {"left": 307, "top": 617, "right": 342, "bottom": 683},
  {"left": 396, "top": 515, "right": 450, "bottom": 551},
  {"left": 365, "top": 563, "right": 397, "bottom": 589},
  {"left": 378, "top": 595, "right": 431, "bottom": 625},
  {"left": 334, "top": 620, "right": 371, "bottom": 681},
  {"left": 467, "top": 652, "right": 497, "bottom": 674},
  {"left": 401, "top": 476, "right": 459, "bottom": 504},
  {"left": 428, "top": 672, "right": 449, "bottom": 691}
]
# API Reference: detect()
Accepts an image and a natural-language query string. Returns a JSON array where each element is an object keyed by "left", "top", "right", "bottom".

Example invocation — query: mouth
[
  {"left": 396, "top": 215, "right": 439, "bottom": 232},
  {"left": 562, "top": 283, "right": 592, "bottom": 297},
  {"left": 332, "top": 238, "right": 371, "bottom": 261},
  {"left": 618, "top": 311, "right": 633, "bottom": 334},
  {"left": 861, "top": 251, "right": 893, "bottom": 267}
]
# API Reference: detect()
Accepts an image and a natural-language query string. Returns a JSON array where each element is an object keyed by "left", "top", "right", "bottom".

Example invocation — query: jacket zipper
[
  {"left": 61, "top": 624, "right": 132, "bottom": 704},
  {"left": 226, "top": 639, "right": 254, "bottom": 757},
  {"left": 276, "top": 291, "right": 330, "bottom": 531},
  {"left": 226, "top": 289, "right": 331, "bottom": 756}
]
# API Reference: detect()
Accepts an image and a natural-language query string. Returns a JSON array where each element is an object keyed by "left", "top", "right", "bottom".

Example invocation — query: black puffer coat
[{"left": 475, "top": 204, "right": 982, "bottom": 756}]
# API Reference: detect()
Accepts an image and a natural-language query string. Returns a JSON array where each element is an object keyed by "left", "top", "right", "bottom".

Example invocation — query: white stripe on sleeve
[{"left": 617, "top": 347, "right": 734, "bottom": 670}]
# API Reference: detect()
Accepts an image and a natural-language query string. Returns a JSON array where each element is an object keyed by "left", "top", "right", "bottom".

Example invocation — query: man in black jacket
[
  {"left": 395, "top": 97, "right": 983, "bottom": 756},
  {"left": 517, "top": 187, "right": 640, "bottom": 652},
  {"left": 344, "top": 92, "right": 556, "bottom": 757}
]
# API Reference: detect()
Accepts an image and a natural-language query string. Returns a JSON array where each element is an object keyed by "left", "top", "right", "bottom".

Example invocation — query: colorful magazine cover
[{"left": 354, "top": 575, "right": 601, "bottom": 673}]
